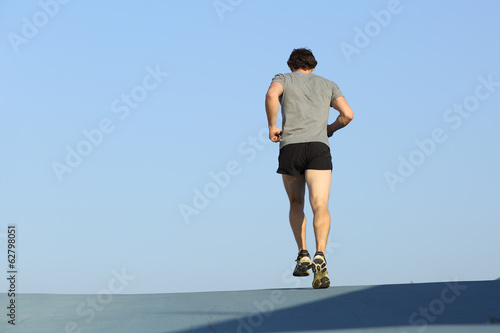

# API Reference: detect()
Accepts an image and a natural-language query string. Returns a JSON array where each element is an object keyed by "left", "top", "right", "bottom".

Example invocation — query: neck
[{"left": 292, "top": 68, "right": 314, "bottom": 74}]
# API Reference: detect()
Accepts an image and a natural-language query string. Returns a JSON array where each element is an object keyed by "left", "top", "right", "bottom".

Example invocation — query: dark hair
[{"left": 287, "top": 48, "right": 317, "bottom": 70}]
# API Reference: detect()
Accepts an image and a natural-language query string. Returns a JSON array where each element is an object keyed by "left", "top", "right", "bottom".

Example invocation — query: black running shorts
[{"left": 277, "top": 142, "right": 332, "bottom": 176}]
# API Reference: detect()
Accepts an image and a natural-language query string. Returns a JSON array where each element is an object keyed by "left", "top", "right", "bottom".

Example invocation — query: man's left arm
[{"left": 327, "top": 96, "right": 354, "bottom": 137}]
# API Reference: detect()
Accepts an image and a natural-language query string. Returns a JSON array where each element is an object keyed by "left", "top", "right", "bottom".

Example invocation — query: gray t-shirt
[{"left": 271, "top": 72, "right": 343, "bottom": 149}]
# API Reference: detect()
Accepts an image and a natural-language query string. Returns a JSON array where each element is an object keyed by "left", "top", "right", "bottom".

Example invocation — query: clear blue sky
[{"left": 1, "top": 0, "right": 499, "bottom": 295}]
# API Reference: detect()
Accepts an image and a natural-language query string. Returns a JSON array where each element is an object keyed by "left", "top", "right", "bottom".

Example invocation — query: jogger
[{"left": 265, "top": 48, "right": 353, "bottom": 288}]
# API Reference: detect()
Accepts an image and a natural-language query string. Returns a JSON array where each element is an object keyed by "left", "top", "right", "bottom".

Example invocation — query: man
[{"left": 265, "top": 48, "right": 353, "bottom": 289}]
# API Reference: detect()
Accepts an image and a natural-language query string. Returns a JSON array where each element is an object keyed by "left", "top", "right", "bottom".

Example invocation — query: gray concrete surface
[{"left": 1, "top": 280, "right": 499, "bottom": 332}]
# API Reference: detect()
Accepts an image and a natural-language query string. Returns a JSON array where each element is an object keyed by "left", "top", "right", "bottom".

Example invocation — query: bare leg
[
  {"left": 282, "top": 174, "right": 307, "bottom": 251},
  {"left": 305, "top": 170, "right": 332, "bottom": 253}
]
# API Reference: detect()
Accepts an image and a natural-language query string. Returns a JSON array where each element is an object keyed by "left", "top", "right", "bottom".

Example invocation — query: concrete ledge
[{"left": 2, "top": 280, "right": 500, "bottom": 332}]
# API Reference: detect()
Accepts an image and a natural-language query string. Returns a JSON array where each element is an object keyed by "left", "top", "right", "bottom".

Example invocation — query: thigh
[
  {"left": 305, "top": 169, "right": 332, "bottom": 209},
  {"left": 282, "top": 174, "right": 306, "bottom": 204}
]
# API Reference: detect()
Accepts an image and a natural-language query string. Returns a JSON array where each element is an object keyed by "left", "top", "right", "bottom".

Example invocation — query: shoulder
[
  {"left": 271, "top": 73, "right": 291, "bottom": 88},
  {"left": 272, "top": 73, "right": 291, "bottom": 81},
  {"left": 316, "top": 75, "right": 342, "bottom": 94},
  {"left": 312, "top": 73, "right": 337, "bottom": 86}
]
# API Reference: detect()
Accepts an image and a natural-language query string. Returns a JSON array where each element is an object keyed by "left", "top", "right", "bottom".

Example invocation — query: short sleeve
[
  {"left": 331, "top": 82, "right": 344, "bottom": 103},
  {"left": 271, "top": 73, "right": 285, "bottom": 88}
]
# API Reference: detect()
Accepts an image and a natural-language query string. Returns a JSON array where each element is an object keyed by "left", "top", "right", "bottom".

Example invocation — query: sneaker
[
  {"left": 293, "top": 250, "right": 311, "bottom": 276},
  {"left": 311, "top": 252, "right": 330, "bottom": 289}
]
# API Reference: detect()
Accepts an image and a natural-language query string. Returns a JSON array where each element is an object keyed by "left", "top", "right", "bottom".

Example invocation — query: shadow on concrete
[
  {"left": 4, "top": 280, "right": 500, "bottom": 332},
  {"left": 169, "top": 281, "right": 500, "bottom": 333}
]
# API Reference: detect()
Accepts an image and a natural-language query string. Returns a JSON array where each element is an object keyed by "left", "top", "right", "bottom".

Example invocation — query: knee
[
  {"left": 289, "top": 197, "right": 305, "bottom": 210},
  {"left": 310, "top": 200, "right": 329, "bottom": 214}
]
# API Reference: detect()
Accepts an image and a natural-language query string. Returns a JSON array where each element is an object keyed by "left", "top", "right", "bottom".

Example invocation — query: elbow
[
  {"left": 343, "top": 110, "right": 354, "bottom": 125},
  {"left": 266, "top": 91, "right": 278, "bottom": 101},
  {"left": 347, "top": 111, "right": 354, "bottom": 122},
  {"left": 339, "top": 113, "right": 352, "bottom": 128}
]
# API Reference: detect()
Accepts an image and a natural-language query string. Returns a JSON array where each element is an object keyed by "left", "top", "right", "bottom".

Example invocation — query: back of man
[
  {"left": 272, "top": 71, "right": 343, "bottom": 149},
  {"left": 265, "top": 48, "right": 353, "bottom": 289}
]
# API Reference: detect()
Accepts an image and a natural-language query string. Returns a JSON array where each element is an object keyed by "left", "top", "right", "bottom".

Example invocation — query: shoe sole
[
  {"left": 311, "top": 258, "right": 330, "bottom": 289},
  {"left": 293, "top": 262, "right": 311, "bottom": 277}
]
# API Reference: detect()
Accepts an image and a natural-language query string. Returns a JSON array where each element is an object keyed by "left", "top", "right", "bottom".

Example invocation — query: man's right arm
[
  {"left": 327, "top": 97, "right": 353, "bottom": 137},
  {"left": 265, "top": 82, "right": 284, "bottom": 142}
]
